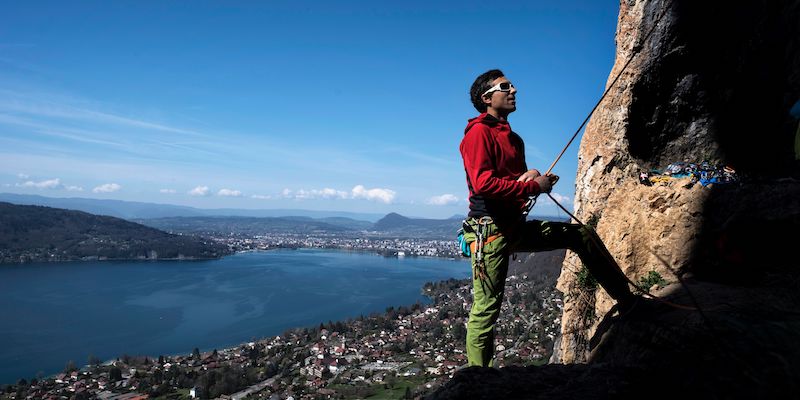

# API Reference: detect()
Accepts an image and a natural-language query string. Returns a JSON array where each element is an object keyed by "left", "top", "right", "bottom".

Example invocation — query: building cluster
[
  {"left": 216, "top": 233, "right": 463, "bottom": 259},
  {"left": 2, "top": 270, "right": 562, "bottom": 400}
]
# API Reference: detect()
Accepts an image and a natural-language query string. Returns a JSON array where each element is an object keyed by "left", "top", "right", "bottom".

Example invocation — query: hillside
[
  {"left": 0, "top": 202, "right": 230, "bottom": 263},
  {"left": 371, "top": 213, "right": 462, "bottom": 238}
]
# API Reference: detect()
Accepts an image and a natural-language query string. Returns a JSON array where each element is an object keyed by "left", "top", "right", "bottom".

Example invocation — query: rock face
[
  {"left": 554, "top": 0, "right": 800, "bottom": 363},
  {"left": 429, "top": 1, "right": 800, "bottom": 398}
]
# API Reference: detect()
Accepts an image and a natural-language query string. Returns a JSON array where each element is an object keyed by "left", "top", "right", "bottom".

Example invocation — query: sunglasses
[{"left": 482, "top": 82, "right": 514, "bottom": 96}]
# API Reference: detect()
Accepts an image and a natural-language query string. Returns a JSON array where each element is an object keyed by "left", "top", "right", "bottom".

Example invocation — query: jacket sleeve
[{"left": 460, "top": 126, "right": 541, "bottom": 199}]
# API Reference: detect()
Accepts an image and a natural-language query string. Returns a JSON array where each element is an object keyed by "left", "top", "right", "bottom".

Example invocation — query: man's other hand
[
  {"left": 517, "top": 169, "right": 541, "bottom": 182},
  {"left": 534, "top": 175, "right": 553, "bottom": 193}
]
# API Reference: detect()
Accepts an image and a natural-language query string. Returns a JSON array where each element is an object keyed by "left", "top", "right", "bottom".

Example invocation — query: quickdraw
[{"left": 471, "top": 217, "right": 500, "bottom": 294}]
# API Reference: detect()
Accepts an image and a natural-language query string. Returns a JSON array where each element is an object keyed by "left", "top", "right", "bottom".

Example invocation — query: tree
[
  {"left": 452, "top": 323, "right": 467, "bottom": 341},
  {"left": 386, "top": 374, "right": 398, "bottom": 389},
  {"left": 64, "top": 360, "right": 77, "bottom": 373},
  {"left": 192, "top": 347, "right": 201, "bottom": 360},
  {"left": 88, "top": 354, "right": 101, "bottom": 367},
  {"left": 405, "top": 386, "right": 413, "bottom": 399},
  {"left": 109, "top": 367, "right": 122, "bottom": 382}
]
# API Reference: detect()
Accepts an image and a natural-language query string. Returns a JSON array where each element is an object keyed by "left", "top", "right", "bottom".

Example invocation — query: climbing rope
[
  {"left": 524, "top": 0, "right": 713, "bottom": 311},
  {"left": 523, "top": 0, "right": 676, "bottom": 217}
]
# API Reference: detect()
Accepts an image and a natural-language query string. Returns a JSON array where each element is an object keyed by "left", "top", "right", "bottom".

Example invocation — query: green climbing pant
[{"left": 463, "top": 217, "right": 633, "bottom": 367}]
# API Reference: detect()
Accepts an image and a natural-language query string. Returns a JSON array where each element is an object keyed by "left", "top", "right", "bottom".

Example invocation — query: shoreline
[
  {"left": 1, "top": 277, "right": 451, "bottom": 386},
  {"left": 2, "top": 245, "right": 467, "bottom": 266},
  {"left": 0, "top": 250, "right": 470, "bottom": 386}
]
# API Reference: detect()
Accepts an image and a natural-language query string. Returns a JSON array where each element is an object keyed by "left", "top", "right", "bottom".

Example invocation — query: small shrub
[
  {"left": 585, "top": 214, "right": 600, "bottom": 229},
  {"left": 576, "top": 264, "right": 597, "bottom": 290},
  {"left": 637, "top": 270, "right": 667, "bottom": 293}
]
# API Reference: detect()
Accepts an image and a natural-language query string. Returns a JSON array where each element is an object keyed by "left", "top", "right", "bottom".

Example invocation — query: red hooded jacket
[{"left": 460, "top": 113, "right": 541, "bottom": 227}]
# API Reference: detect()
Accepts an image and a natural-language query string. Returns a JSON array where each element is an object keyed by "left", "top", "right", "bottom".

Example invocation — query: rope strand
[{"left": 524, "top": 0, "right": 676, "bottom": 216}]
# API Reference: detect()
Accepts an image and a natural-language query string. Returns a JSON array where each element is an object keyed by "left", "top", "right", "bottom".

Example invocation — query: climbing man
[{"left": 459, "top": 69, "right": 637, "bottom": 367}]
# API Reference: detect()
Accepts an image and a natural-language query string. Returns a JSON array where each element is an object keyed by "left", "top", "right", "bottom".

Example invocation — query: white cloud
[
  {"left": 546, "top": 192, "right": 571, "bottom": 205},
  {"left": 217, "top": 188, "right": 242, "bottom": 197},
  {"left": 351, "top": 185, "right": 396, "bottom": 204},
  {"left": 279, "top": 185, "right": 394, "bottom": 203},
  {"left": 321, "top": 188, "right": 349, "bottom": 199},
  {"left": 17, "top": 178, "right": 61, "bottom": 189},
  {"left": 65, "top": 185, "right": 83, "bottom": 191},
  {"left": 251, "top": 194, "right": 272, "bottom": 200},
  {"left": 427, "top": 194, "right": 459, "bottom": 206},
  {"left": 17, "top": 173, "right": 29, "bottom": 179},
  {"left": 159, "top": 188, "right": 177, "bottom": 194},
  {"left": 188, "top": 185, "right": 210, "bottom": 196},
  {"left": 93, "top": 183, "right": 121, "bottom": 193},
  {"left": 294, "top": 188, "right": 349, "bottom": 200}
]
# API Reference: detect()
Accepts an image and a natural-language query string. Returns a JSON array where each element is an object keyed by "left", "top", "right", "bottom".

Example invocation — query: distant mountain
[
  {"left": 0, "top": 193, "right": 385, "bottom": 221},
  {"left": 371, "top": 212, "right": 571, "bottom": 239},
  {"left": 372, "top": 212, "right": 462, "bottom": 238},
  {"left": 0, "top": 202, "right": 230, "bottom": 263},
  {"left": 135, "top": 216, "right": 362, "bottom": 236}
]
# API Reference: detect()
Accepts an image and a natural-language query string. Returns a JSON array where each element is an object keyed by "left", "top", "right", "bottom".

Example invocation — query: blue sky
[{"left": 0, "top": 1, "right": 620, "bottom": 219}]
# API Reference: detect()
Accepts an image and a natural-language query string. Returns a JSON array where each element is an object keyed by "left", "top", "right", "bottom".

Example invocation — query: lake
[{"left": 0, "top": 249, "right": 469, "bottom": 384}]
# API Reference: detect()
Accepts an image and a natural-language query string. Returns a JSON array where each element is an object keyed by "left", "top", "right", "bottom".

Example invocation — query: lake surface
[{"left": 0, "top": 249, "right": 469, "bottom": 384}]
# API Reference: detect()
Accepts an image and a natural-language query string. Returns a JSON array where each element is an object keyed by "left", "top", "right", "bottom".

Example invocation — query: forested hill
[{"left": 0, "top": 202, "right": 230, "bottom": 263}]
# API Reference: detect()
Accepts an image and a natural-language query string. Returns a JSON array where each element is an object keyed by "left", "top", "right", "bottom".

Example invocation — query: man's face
[{"left": 483, "top": 76, "right": 517, "bottom": 115}]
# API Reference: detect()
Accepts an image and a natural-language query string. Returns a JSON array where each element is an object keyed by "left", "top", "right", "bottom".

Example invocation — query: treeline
[{"left": 0, "top": 202, "right": 231, "bottom": 263}]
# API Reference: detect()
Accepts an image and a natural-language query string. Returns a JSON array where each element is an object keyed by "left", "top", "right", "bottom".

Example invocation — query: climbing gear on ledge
[{"left": 638, "top": 161, "right": 739, "bottom": 187}]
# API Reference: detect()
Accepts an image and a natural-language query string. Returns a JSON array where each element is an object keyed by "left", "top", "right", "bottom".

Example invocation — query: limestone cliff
[
  {"left": 429, "top": 0, "right": 800, "bottom": 398},
  {"left": 554, "top": 0, "right": 800, "bottom": 364}
]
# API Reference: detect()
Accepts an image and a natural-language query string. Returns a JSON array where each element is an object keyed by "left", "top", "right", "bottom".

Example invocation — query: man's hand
[
  {"left": 517, "top": 169, "right": 541, "bottom": 182},
  {"left": 533, "top": 173, "right": 559, "bottom": 194}
]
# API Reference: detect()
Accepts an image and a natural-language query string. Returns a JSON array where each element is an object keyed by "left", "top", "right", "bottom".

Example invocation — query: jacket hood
[{"left": 464, "top": 113, "right": 507, "bottom": 134}]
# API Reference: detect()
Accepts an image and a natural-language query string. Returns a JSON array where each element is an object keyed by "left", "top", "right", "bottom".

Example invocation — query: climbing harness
[{"left": 459, "top": 217, "right": 501, "bottom": 294}]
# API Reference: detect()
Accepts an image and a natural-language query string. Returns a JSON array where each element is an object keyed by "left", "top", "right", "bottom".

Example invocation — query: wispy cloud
[
  {"left": 188, "top": 185, "right": 209, "bottom": 196},
  {"left": 279, "top": 185, "right": 396, "bottom": 203},
  {"left": 217, "top": 188, "right": 242, "bottom": 197},
  {"left": 16, "top": 178, "right": 61, "bottom": 189},
  {"left": 159, "top": 188, "right": 177, "bottom": 194},
  {"left": 0, "top": 88, "right": 230, "bottom": 167},
  {"left": 66, "top": 185, "right": 83, "bottom": 191},
  {"left": 251, "top": 194, "right": 272, "bottom": 200},
  {"left": 536, "top": 192, "right": 573, "bottom": 212},
  {"left": 93, "top": 183, "right": 121, "bottom": 193},
  {"left": 0, "top": 90, "right": 203, "bottom": 136},
  {"left": 280, "top": 188, "right": 346, "bottom": 200},
  {"left": 0, "top": 113, "right": 126, "bottom": 147},
  {"left": 427, "top": 194, "right": 459, "bottom": 206},
  {"left": 294, "top": 188, "right": 348, "bottom": 200}
]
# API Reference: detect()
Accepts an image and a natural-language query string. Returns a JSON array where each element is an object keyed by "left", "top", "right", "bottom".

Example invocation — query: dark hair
[{"left": 470, "top": 69, "right": 505, "bottom": 113}]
